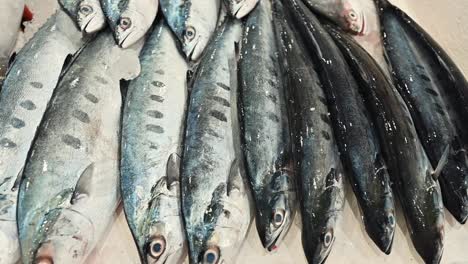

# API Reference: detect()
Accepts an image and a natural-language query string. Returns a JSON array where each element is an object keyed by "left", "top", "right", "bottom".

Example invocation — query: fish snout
[
  {"left": 0, "top": 223, "right": 20, "bottom": 264},
  {"left": 365, "top": 210, "right": 395, "bottom": 254},
  {"left": 413, "top": 225, "right": 444, "bottom": 264}
]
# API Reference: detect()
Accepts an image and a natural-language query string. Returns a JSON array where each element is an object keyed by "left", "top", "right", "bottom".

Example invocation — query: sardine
[
  {"left": 101, "top": 0, "right": 158, "bottom": 48},
  {"left": 282, "top": 0, "right": 396, "bottom": 254},
  {"left": 17, "top": 30, "right": 140, "bottom": 264},
  {"left": 160, "top": 0, "right": 220, "bottom": 61},
  {"left": 0, "top": 10, "right": 87, "bottom": 264},
  {"left": 326, "top": 24, "right": 445, "bottom": 264},
  {"left": 181, "top": 18, "right": 250, "bottom": 264},
  {"left": 121, "top": 19, "right": 188, "bottom": 264},
  {"left": 0, "top": 0, "right": 25, "bottom": 87},
  {"left": 59, "top": 0, "right": 106, "bottom": 33},
  {"left": 238, "top": 0, "right": 295, "bottom": 252},
  {"left": 272, "top": 1, "right": 344, "bottom": 262},
  {"left": 376, "top": 0, "right": 468, "bottom": 225},
  {"left": 223, "top": 0, "right": 259, "bottom": 19}
]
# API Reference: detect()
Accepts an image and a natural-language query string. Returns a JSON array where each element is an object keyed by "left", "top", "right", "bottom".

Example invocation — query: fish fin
[
  {"left": 11, "top": 166, "right": 24, "bottom": 192},
  {"left": 120, "top": 79, "right": 130, "bottom": 101},
  {"left": 226, "top": 159, "right": 242, "bottom": 196},
  {"left": 166, "top": 153, "right": 181, "bottom": 187},
  {"left": 70, "top": 163, "right": 95, "bottom": 204},
  {"left": 8, "top": 52, "right": 17, "bottom": 68},
  {"left": 432, "top": 146, "right": 450, "bottom": 181},
  {"left": 22, "top": 5, "right": 34, "bottom": 23}
]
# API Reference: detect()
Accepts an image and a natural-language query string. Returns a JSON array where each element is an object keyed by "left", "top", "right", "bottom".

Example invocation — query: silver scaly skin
[
  {"left": 181, "top": 18, "right": 251, "bottom": 264},
  {"left": 101, "top": 0, "right": 158, "bottom": 48},
  {"left": 17, "top": 30, "right": 140, "bottom": 264},
  {"left": 239, "top": 0, "right": 296, "bottom": 252},
  {"left": 160, "top": 0, "right": 220, "bottom": 61},
  {"left": 121, "top": 19, "right": 188, "bottom": 264},
  {"left": 0, "top": 10, "right": 87, "bottom": 264},
  {"left": 59, "top": 0, "right": 106, "bottom": 33}
]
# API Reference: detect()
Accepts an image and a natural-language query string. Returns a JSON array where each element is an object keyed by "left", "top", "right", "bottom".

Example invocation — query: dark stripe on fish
[
  {"left": 72, "top": 110, "right": 91, "bottom": 123},
  {"left": 210, "top": 110, "right": 227, "bottom": 122},
  {"left": 152, "top": 81, "right": 165, "bottom": 87},
  {"left": 10, "top": 117, "right": 25, "bottom": 128},
  {"left": 20, "top": 100, "right": 36, "bottom": 110},
  {"left": 0, "top": 138, "right": 16, "bottom": 148},
  {"left": 146, "top": 124, "right": 164, "bottom": 134},
  {"left": 84, "top": 93, "right": 99, "bottom": 104},
  {"left": 147, "top": 110, "right": 164, "bottom": 119},
  {"left": 62, "top": 135, "right": 82, "bottom": 149},
  {"left": 209, "top": 96, "right": 230, "bottom": 107},
  {"left": 150, "top": 95, "right": 164, "bottom": 102},
  {"left": 216, "top": 82, "right": 230, "bottom": 91},
  {"left": 267, "top": 112, "right": 280, "bottom": 123},
  {"left": 30, "top": 82, "right": 43, "bottom": 89}
]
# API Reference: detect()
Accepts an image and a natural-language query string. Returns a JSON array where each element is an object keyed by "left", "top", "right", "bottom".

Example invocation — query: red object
[{"left": 22, "top": 5, "right": 34, "bottom": 22}]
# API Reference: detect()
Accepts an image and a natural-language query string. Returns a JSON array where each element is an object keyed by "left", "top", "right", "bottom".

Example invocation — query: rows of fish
[{"left": 0, "top": 0, "right": 466, "bottom": 263}]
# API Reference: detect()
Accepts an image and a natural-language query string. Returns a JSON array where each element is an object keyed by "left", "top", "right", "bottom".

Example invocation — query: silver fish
[
  {"left": 160, "top": 0, "right": 220, "bottom": 61},
  {"left": 59, "top": 0, "right": 106, "bottom": 33},
  {"left": 101, "top": 0, "right": 158, "bottom": 48},
  {"left": 238, "top": 0, "right": 296, "bottom": 252},
  {"left": 181, "top": 19, "right": 251, "bottom": 264},
  {"left": 224, "top": 0, "right": 259, "bottom": 19},
  {"left": 121, "top": 19, "right": 188, "bottom": 264},
  {"left": 0, "top": 10, "right": 86, "bottom": 264},
  {"left": 17, "top": 30, "right": 140, "bottom": 264},
  {"left": 0, "top": 0, "right": 25, "bottom": 87}
]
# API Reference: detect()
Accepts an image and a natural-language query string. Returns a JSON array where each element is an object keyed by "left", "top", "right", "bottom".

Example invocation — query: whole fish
[
  {"left": 238, "top": 0, "right": 295, "bottom": 252},
  {"left": 283, "top": 0, "right": 396, "bottom": 254},
  {"left": 326, "top": 24, "right": 445, "bottom": 264},
  {"left": 224, "top": 0, "right": 259, "bottom": 19},
  {"left": 272, "top": 1, "right": 344, "bottom": 262},
  {"left": 181, "top": 19, "right": 250, "bottom": 264},
  {"left": 0, "top": 0, "right": 25, "bottom": 87},
  {"left": 59, "top": 0, "right": 106, "bottom": 33},
  {"left": 376, "top": 0, "right": 468, "bottom": 225},
  {"left": 121, "top": 19, "right": 188, "bottom": 264},
  {"left": 160, "top": 0, "right": 220, "bottom": 61},
  {"left": 17, "top": 31, "right": 140, "bottom": 264},
  {"left": 0, "top": 10, "right": 87, "bottom": 264},
  {"left": 101, "top": 0, "right": 158, "bottom": 48}
]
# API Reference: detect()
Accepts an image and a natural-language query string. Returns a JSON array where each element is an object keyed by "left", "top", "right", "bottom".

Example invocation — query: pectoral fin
[
  {"left": 432, "top": 145, "right": 450, "bottom": 181},
  {"left": 11, "top": 166, "right": 24, "bottom": 191},
  {"left": 71, "top": 163, "right": 95, "bottom": 204}
]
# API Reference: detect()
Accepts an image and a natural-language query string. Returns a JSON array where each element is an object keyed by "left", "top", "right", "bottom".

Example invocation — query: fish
[
  {"left": 272, "top": 1, "right": 345, "bottom": 262},
  {"left": 181, "top": 18, "right": 251, "bottom": 264},
  {"left": 376, "top": 0, "right": 468, "bottom": 225},
  {"left": 0, "top": 0, "right": 25, "bottom": 88},
  {"left": 120, "top": 19, "right": 189, "bottom": 264},
  {"left": 59, "top": 0, "right": 106, "bottom": 33},
  {"left": 301, "top": 0, "right": 365, "bottom": 35},
  {"left": 238, "top": 0, "right": 296, "bottom": 252},
  {"left": 325, "top": 24, "right": 445, "bottom": 264},
  {"left": 101, "top": 0, "right": 158, "bottom": 48},
  {"left": 16, "top": 30, "right": 141, "bottom": 264},
  {"left": 282, "top": 0, "right": 396, "bottom": 254},
  {"left": 224, "top": 0, "right": 259, "bottom": 19},
  {"left": 0, "top": 10, "right": 87, "bottom": 264},
  {"left": 159, "top": 0, "right": 220, "bottom": 61}
]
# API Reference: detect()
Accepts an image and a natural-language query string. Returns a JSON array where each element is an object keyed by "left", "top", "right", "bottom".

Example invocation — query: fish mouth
[
  {"left": 118, "top": 31, "right": 133, "bottom": 48},
  {"left": 358, "top": 12, "right": 366, "bottom": 35},
  {"left": 265, "top": 227, "right": 284, "bottom": 252},
  {"left": 185, "top": 39, "right": 200, "bottom": 61}
]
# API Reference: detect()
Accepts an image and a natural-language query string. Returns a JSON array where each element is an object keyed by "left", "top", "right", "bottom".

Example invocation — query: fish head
[
  {"left": 30, "top": 208, "right": 94, "bottom": 264},
  {"left": 365, "top": 206, "right": 395, "bottom": 254},
  {"left": 0, "top": 220, "right": 20, "bottom": 263},
  {"left": 256, "top": 170, "right": 295, "bottom": 251},
  {"left": 302, "top": 213, "right": 337, "bottom": 264},
  {"left": 76, "top": 0, "right": 106, "bottom": 33},
  {"left": 182, "top": 1, "right": 220, "bottom": 61},
  {"left": 115, "top": 4, "right": 157, "bottom": 49},
  {"left": 224, "top": 0, "right": 259, "bottom": 19},
  {"left": 338, "top": 1, "right": 366, "bottom": 35}
]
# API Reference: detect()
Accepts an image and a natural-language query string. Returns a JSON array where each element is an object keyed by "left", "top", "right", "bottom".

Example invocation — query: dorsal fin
[
  {"left": 11, "top": 166, "right": 24, "bottom": 192},
  {"left": 166, "top": 153, "right": 181, "bottom": 187},
  {"left": 71, "top": 163, "right": 95, "bottom": 204},
  {"left": 432, "top": 145, "right": 450, "bottom": 181}
]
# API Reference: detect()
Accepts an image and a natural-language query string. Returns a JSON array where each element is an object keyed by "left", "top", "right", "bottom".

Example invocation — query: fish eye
[
  {"left": 147, "top": 236, "right": 166, "bottom": 259},
  {"left": 322, "top": 229, "right": 334, "bottom": 247},
  {"left": 34, "top": 256, "right": 54, "bottom": 264},
  {"left": 79, "top": 4, "right": 93, "bottom": 15},
  {"left": 272, "top": 209, "right": 285, "bottom": 228},
  {"left": 184, "top": 26, "right": 196, "bottom": 41},
  {"left": 348, "top": 10, "right": 358, "bottom": 21},
  {"left": 119, "top": 17, "right": 132, "bottom": 30},
  {"left": 203, "top": 246, "right": 220, "bottom": 264}
]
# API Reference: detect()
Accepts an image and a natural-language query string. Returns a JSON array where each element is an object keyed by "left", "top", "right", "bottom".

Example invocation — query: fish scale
[
  {"left": 121, "top": 19, "right": 188, "bottom": 264},
  {"left": 272, "top": 1, "right": 345, "bottom": 262},
  {"left": 181, "top": 18, "right": 250, "bottom": 264},
  {"left": 0, "top": 10, "right": 87, "bottom": 264},
  {"left": 17, "top": 30, "right": 140, "bottom": 264},
  {"left": 283, "top": 0, "right": 396, "bottom": 255}
]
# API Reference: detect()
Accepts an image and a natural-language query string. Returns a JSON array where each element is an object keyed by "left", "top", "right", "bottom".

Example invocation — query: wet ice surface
[{"left": 14, "top": 0, "right": 468, "bottom": 263}]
